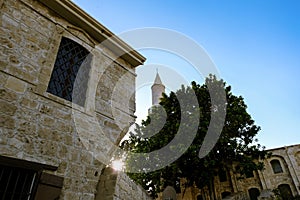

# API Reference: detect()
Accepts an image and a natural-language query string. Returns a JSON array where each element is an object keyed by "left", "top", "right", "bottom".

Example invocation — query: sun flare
[{"left": 111, "top": 159, "right": 124, "bottom": 171}]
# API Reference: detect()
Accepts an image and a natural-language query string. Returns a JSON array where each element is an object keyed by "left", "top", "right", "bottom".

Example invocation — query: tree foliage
[{"left": 120, "top": 75, "right": 269, "bottom": 198}]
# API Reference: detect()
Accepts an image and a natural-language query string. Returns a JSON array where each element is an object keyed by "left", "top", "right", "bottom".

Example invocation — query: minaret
[{"left": 151, "top": 72, "right": 165, "bottom": 105}]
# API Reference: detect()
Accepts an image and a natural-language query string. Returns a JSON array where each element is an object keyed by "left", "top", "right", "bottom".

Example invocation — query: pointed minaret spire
[
  {"left": 151, "top": 71, "right": 165, "bottom": 105},
  {"left": 154, "top": 72, "right": 163, "bottom": 85}
]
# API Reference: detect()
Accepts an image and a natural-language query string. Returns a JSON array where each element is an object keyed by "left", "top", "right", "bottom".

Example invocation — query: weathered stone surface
[
  {"left": 0, "top": 114, "right": 15, "bottom": 129},
  {"left": 96, "top": 167, "right": 152, "bottom": 200},
  {"left": 0, "top": 100, "right": 17, "bottom": 114},
  {"left": 5, "top": 76, "right": 27, "bottom": 93},
  {"left": 0, "top": 0, "right": 147, "bottom": 199}
]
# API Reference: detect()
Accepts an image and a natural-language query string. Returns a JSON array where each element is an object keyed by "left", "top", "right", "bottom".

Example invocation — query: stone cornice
[{"left": 38, "top": 0, "right": 146, "bottom": 67}]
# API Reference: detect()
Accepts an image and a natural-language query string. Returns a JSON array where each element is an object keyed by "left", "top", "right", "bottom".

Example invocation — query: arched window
[
  {"left": 248, "top": 188, "right": 260, "bottom": 200},
  {"left": 47, "top": 37, "right": 92, "bottom": 106},
  {"left": 270, "top": 159, "right": 283, "bottom": 174},
  {"left": 278, "top": 184, "right": 293, "bottom": 199}
]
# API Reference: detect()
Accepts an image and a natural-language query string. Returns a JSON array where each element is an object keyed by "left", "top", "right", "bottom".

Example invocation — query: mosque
[
  {"left": 151, "top": 73, "right": 300, "bottom": 200},
  {"left": 0, "top": 0, "right": 299, "bottom": 199}
]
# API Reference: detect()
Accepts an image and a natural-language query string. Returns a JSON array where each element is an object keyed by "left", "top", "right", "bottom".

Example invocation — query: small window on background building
[
  {"left": 47, "top": 37, "right": 92, "bottom": 106},
  {"left": 218, "top": 169, "right": 227, "bottom": 182},
  {"left": 270, "top": 159, "right": 283, "bottom": 174},
  {"left": 245, "top": 170, "right": 254, "bottom": 178}
]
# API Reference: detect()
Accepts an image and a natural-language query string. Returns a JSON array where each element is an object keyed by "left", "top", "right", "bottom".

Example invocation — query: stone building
[
  {"left": 152, "top": 76, "right": 300, "bottom": 200},
  {"left": 186, "top": 144, "right": 300, "bottom": 200},
  {"left": 0, "top": 0, "right": 152, "bottom": 199},
  {"left": 191, "top": 144, "right": 300, "bottom": 200}
]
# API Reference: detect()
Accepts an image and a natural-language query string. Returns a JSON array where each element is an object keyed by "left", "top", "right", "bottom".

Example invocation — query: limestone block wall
[
  {"left": 0, "top": 0, "right": 146, "bottom": 199},
  {"left": 260, "top": 145, "right": 300, "bottom": 196},
  {"left": 233, "top": 171, "right": 262, "bottom": 196},
  {"left": 96, "top": 167, "right": 153, "bottom": 200},
  {"left": 163, "top": 145, "right": 300, "bottom": 200}
]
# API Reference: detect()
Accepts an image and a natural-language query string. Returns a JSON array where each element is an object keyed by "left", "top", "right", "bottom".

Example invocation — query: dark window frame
[
  {"left": 47, "top": 37, "right": 92, "bottom": 106},
  {"left": 0, "top": 164, "right": 38, "bottom": 200},
  {"left": 0, "top": 156, "right": 58, "bottom": 200}
]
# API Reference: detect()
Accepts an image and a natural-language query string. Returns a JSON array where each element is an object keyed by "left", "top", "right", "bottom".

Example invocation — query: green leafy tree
[{"left": 121, "top": 75, "right": 269, "bottom": 199}]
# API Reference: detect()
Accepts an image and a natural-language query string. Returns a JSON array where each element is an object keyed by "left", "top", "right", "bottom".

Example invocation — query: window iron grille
[
  {"left": 0, "top": 165, "right": 37, "bottom": 200},
  {"left": 47, "top": 37, "right": 91, "bottom": 106}
]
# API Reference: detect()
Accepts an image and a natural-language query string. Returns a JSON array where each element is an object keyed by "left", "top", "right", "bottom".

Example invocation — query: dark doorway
[
  {"left": 278, "top": 184, "right": 293, "bottom": 199},
  {"left": 248, "top": 188, "right": 260, "bottom": 200}
]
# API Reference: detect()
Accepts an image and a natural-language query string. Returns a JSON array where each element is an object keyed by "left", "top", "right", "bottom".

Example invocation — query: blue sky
[{"left": 73, "top": 0, "right": 300, "bottom": 149}]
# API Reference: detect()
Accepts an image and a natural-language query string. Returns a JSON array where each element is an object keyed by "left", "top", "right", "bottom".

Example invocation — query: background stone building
[
  {"left": 0, "top": 0, "right": 152, "bottom": 199},
  {"left": 186, "top": 144, "right": 300, "bottom": 200}
]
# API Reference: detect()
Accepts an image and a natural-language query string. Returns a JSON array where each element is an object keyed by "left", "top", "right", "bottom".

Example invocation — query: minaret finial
[{"left": 151, "top": 70, "right": 165, "bottom": 105}]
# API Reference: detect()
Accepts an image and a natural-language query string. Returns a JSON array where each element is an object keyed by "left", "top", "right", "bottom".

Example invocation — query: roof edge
[
  {"left": 38, "top": 0, "right": 146, "bottom": 67},
  {"left": 266, "top": 143, "right": 300, "bottom": 151}
]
